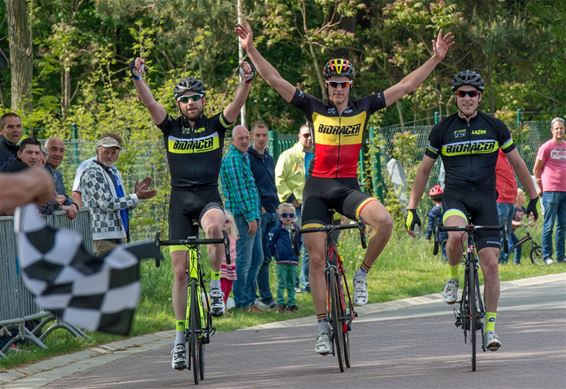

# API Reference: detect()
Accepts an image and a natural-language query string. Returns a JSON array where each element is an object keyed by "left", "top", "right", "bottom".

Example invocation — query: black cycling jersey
[
  {"left": 425, "top": 111, "right": 515, "bottom": 192},
  {"left": 157, "top": 113, "right": 232, "bottom": 189},
  {"left": 290, "top": 89, "right": 386, "bottom": 178}
]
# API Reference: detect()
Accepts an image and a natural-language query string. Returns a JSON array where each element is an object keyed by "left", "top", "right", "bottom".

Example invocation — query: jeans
[
  {"left": 497, "top": 202, "right": 515, "bottom": 264},
  {"left": 257, "top": 211, "right": 277, "bottom": 305},
  {"left": 233, "top": 215, "right": 263, "bottom": 308},
  {"left": 541, "top": 191, "right": 566, "bottom": 261},
  {"left": 510, "top": 232, "right": 522, "bottom": 264}
]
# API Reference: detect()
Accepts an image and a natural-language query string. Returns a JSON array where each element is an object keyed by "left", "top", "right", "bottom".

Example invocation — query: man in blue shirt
[
  {"left": 44, "top": 137, "right": 79, "bottom": 219},
  {"left": 248, "top": 121, "right": 279, "bottom": 309}
]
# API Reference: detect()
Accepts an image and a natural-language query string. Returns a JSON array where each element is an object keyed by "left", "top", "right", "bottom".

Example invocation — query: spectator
[
  {"left": 495, "top": 149, "right": 518, "bottom": 264},
  {"left": 510, "top": 189, "right": 527, "bottom": 265},
  {"left": 79, "top": 133, "right": 156, "bottom": 256},
  {"left": 533, "top": 117, "right": 566, "bottom": 264},
  {"left": 248, "top": 120, "right": 278, "bottom": 309},
  {"left": 71, "top": 157, "right": 95, "bottom": 208},
  {"left": 0, "top": 112, "right": 23, "bottom": 169},
  {"left": 2, "top": 138, "right": 42, "bottom": 172},
  {"left": 274, "top": 123, "right": 313, "bottom": 293},
  {"left": 220, "top": 125, "right": 263, "bottom": 312},
  {"left": 220, "top": 211, "right": 238, "bottom": 308},
  {"left": 267, "top": 202, "right": 302, "bottom": 312},
  {"left": 425, "top": 184, "right": 447, "bottom": 260},
  {"left": 45, "top": 137, "right": 79, "bottom": 219}
]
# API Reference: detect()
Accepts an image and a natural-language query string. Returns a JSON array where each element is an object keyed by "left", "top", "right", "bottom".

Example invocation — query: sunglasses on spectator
[
  {"left": 326, "top": 80, "right": 352, "bottom": 88},
  {"left": 281, "top": 213, "right": 295, "bottom": 218},
  {"left": 177, "top": 94, "right": 203, "bottom": 103},
  {"left": 455, "top": 90, "right": 479, "bottom": 98}
]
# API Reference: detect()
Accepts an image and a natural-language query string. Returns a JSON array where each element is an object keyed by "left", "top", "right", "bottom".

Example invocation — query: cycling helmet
[
  {"left": 451, "top": 70, "right": 484, "bottom": 92},
  {"left": 428, "top": 184, "right": 443, "bottom": 197},
  {"left": 323, "top": 58, "right": 355, "bottom": 80},
  {"left": 173, "top": 77, "right": 206, "bottom": 99}
]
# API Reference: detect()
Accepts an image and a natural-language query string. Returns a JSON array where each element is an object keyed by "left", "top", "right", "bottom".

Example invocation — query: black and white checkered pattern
[{"left": 14, "top": 204, "right": 162, "bottom": 335}]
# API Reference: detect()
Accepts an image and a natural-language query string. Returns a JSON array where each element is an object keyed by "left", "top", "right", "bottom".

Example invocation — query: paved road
[{"left": 4, "top": 274, "right": 565, "bottom": 388}]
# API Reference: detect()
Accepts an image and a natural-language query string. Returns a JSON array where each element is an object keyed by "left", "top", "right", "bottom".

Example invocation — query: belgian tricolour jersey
[
  {"left": 158, "top": 113, "right": 231, "bottom": 189},
  {"left": 290, "top": 89, "right": 386, "bottom": 178},
  {"left": 425, "top": 112, "right": 515, "bottom": 191}
]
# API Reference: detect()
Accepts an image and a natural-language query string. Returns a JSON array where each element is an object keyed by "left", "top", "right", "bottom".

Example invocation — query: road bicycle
[
  {"left": 300, "top": 215, "right": 367, "bottom": 372},
  {"left": 155, "top": 228, "right": 230, "bottom": 385},
  {"left": 440, "top": 223, "right": 502, "bottom": 372}
]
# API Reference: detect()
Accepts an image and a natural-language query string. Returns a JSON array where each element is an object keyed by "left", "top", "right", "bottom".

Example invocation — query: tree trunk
[{"left": 6, "top": 0, "right": 33, "bottom": 112}]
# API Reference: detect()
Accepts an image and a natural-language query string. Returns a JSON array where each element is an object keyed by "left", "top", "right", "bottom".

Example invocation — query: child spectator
[
  {"left": 220, "top": 211, "right": 238, "bottom": 309},
  {"left": 267, "top": 203, "right": 302, "bottom": 312},
  {"left": 425, "top": 184, "right": 447, "bottom": 260},
  {"left": 511, "top": 189, "right": 527, "bottom": 265}
]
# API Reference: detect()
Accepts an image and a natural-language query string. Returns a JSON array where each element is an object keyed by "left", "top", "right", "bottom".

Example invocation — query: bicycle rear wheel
[
  {"left": 328, "top": 268, "right": 345, "bottom": 372},
  {"left": 467, "top": 264, "right": 477, "bottom": 372},
  {"left": 188, "top": 279, "right": 201, "bottom": 384},
  {"left": 530, "top": 246, "right": 543, "bottom": 264}
]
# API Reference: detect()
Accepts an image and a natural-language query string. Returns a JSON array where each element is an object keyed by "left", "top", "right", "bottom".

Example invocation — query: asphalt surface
[{"left": 2, "top": 274, "right": 565, "bottom": 389}]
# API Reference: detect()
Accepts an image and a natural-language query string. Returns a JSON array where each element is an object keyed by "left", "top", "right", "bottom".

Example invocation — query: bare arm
[
  {"left": 533, "top": 158, "right": 544, "bottom": 195},
  {"left": 223, "top": 62, "right": 254, "bottom": 123},
  {"left": 235, "top": 22, "right": 296, "bottom": 103},
  {"left": 507, "top": 149, "right": 538, "bottom": 199},
  {"left": 131, "top": 58, "right": 167, "bottom": 125},
  {"left": 408, "top": 155, "right": 437, "bottom": 209},
  {"left": 384, "top": 31, "right": 454, "bottom": 107}
]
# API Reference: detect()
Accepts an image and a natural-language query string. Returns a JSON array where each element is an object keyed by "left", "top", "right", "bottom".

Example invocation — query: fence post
[
  {"left": 516, "top": 108, "right": 522, "bottom": 129},
  {"left": 71, "top": 123, "right": 79, "bottom": 164},
  {"left": 270, "top": 130, "right": 279, "bottom": 161},
  {"left": 434, "top": 111, "right": 440, "bottom": 125}
]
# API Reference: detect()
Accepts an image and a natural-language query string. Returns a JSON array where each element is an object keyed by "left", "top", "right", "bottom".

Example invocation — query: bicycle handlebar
[
  {"left": 300, "top": 219, "right": 367, "bottom": 249},
  {"left": 153, "top": 231, "right": 231, "bottom": 267},
  {"left": 439, "top": 225, "right": 507, "bottom": 253}
]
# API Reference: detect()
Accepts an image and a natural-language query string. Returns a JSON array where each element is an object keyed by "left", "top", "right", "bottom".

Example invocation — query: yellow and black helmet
[{"left": 323, "top": 58, "right": 355, "bottom": 80}]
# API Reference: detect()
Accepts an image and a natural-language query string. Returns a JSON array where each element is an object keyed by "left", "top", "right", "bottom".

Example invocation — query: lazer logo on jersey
[
  {"left": 317, "top": 123, "right": 361, "bottom": 136},
  {"left": 471, "top": 129, "right": 487, "bottom": 135},
  {"left": 442, "top": 140, "right": 498, "bottom": 156},
  {"left": 168, "top": 134, "right": 219, "bottom": 154}
]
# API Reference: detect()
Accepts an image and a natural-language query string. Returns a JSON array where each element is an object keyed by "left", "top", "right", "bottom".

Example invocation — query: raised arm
[
  {"left": 235, "top": 22, "right": 296, "bottom": 103},
  {"left": 384, "top": 30, "right": 454, "bottom": 107},
  {"left": 131, "top": 58, "right": 167, "bottom": 125},
  {"left": 223, "top": 61, "right": 254, "bottom": 123}
]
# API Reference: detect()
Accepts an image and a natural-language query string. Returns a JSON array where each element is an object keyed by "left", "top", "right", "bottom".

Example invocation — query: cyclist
[
  {"left": 426, "top": 184, "right": 447, "bottom": 260},
  {"left": 235, "top": 21, "right": 454, "bottom": 355},
  {"left": 130, "top": 57, "right": 255, "bottom": 369},
  {"left": 406, "top": 70, "right": 539, "bottom": 351}
]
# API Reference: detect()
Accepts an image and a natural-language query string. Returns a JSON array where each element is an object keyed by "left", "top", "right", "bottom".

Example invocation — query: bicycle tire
[
  {"left": 328, "top": 268, "right": 345, "bottom": 372},
  {"left": 530, "top": 246, "right": 543, "bottom": 264},
  {"left": 339, "top": 272, "right": 352, "bottom": 369},
  {"left": 189, "top": 279, "right": 200, "bottom": 384},
  {"left": 468, "top": 263, "right": 477, "bottom": 372}
]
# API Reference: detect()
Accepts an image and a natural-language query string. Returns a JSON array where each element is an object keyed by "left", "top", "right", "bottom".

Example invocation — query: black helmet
[
  {"left": 173, "top": 77, "right": 206, "bottom": 99},
  {"left": 451, "top": 70, "right": 484, "bottom": 92},
  {"left": 323, "top": 58, "right": 355, "bottom": 80}
]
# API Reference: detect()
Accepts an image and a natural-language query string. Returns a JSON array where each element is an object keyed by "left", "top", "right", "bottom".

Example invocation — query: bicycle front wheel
[
  {"left": 328, "top": 268, "right": 345, "bottom": 372},
  {"left": 530, "top": 246, "right": 543, "bottom": 264},
  {"left": 188, "top": 279, "right": 201, "bottom": 384},
  {"left": 339, "top": 271, "right": 352, "bottom": 369},
  {"left": 467, "top": 264, "right": 477, "bottom": 372}
]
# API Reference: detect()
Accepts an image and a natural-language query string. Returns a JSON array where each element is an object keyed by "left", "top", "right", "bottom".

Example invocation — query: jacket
[
  {"left": 267, "top": 222, "right": 302, "bottom": 265},
  {"left": 275, "top": 142, "right": 310, "bottom": 204}
]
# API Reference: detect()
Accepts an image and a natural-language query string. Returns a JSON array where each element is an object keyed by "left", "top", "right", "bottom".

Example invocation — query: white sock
[
  {"left": 354, "top": 268, "right": 367, "bottom": 280},
  {"left": 209, "top": 279, "right": 220, "bottom": 290},
  {"left": 175, "top": 331, "right": 185, "bottom": 345}
]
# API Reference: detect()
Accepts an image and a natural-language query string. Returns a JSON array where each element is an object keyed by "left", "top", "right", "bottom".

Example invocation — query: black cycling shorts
[
  {"left": 169, "top": 187, "right": 223, "bottom": 241},
  {"left": 301, "top": 176, "right": 376, "bottom": 227},
  {"left": 442, "top": 188, "right": 500, "bottom": 251}
]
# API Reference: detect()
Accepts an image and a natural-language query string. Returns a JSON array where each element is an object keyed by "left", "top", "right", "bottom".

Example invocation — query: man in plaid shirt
[{"left": 220, "top": 125, "right": 263, "bottom": 311}]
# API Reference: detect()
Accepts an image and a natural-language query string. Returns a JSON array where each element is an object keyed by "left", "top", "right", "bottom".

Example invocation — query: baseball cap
[{"left": 96, "top": 136, "right": 122, "bottom": 149}]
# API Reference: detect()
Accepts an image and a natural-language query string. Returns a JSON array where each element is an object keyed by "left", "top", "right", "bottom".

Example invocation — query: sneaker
[
  {"left": 255, "top": 299, "right": 274, "bottom": 311},
  {"left": 353, "top": 278, "right": 368, "bottom": 306},
  {"left": 314, "top": 331, "right": 331, "bottom": 355},
  {"left": 226, "top": 297, "right": 235, "bottom": 311},
  {"left": 442, "top": 279, "right": 459, "bottom": 304},
  {"left": 295, "top": 287, "right": 303, "bottom": 294},
  {"left": 209, "top": 288, "right": 225, "bottom": 317},
  {"left": 171, "top": 344, "right": 186, "bottom": 369},
  {"left": 544, "top": 257, "right": 554, "bottom": 265},
  {"left": 287, "top": 305, "right": 299, "bottom": 312},
  {"left": 274, "top": 304, "right": 287, "bottom": 313},
  {"left": 484, "top": 331, "right": 502, "bottom": 351}
]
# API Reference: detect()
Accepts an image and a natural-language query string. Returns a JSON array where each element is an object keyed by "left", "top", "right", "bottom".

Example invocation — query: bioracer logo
[
  {"left": 318, "top": 123, "right": 361, "bottom": 136},
  {"left": 168, "top": 134, "right": 219, "bottom": 154},
  {"left": 443, "top": 140, "right": 498, "bottom": 156}
]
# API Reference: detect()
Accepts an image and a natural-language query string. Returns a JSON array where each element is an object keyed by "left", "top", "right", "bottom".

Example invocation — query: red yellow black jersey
[{"left": 290, "top": 89, "right": 386, "bottom": 178}]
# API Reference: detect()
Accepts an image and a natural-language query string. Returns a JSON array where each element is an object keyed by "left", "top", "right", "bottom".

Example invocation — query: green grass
[{"left": 1, "top": 228, "right": 564, "bottom": 370}]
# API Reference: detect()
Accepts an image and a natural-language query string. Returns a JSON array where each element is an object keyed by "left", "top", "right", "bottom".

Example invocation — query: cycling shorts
[
  {"left": 442, "top": 188, "right": 500, "bottom": 251},
  {"left": 169, "top": 187, "right": 223, "bottom": 252},
  {"left": 301, "top": 176, "right": 376, "bottom": 227}
]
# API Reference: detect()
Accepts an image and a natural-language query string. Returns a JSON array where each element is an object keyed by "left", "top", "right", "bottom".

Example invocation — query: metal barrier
[{"left": 0, "top": 209, "right": 92, "bottom": 357}]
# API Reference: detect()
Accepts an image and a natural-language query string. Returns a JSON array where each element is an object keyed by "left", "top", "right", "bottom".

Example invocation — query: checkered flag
[{"left": 14, "top": 204, "right": 163, "bottom": 336}]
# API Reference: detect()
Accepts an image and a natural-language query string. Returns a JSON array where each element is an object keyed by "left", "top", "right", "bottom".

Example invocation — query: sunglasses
[
  {"left": 281, "top": 213, "right": 295, "bottom": 218},
  {"left": 456, "top": 90, "right": 480, "bottom": 98},
  {"left": 177, "top": 94, "right": 203, "bottom": 103},
  {"left": 301, "top": 133, "right": 311, "bottom": 138},
  {"left": 326, "top": 81, "right": 352, "bottom": 88}
]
